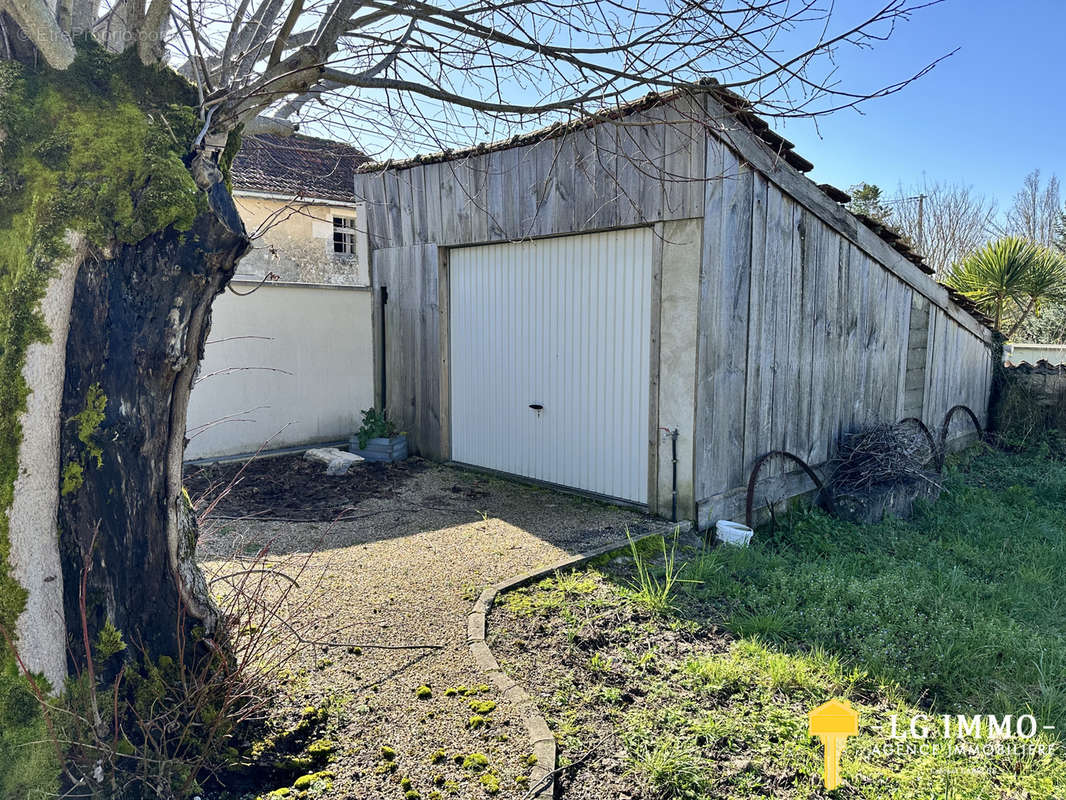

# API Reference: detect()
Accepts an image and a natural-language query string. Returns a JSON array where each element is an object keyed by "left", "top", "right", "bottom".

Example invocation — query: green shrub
[{"left": 355, "top": 407, "right": 397, "bottom": 449}]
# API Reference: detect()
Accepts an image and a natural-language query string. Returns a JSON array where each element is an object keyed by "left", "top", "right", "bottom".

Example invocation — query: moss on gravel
[
  {"left": 197, "top": 462, "right": 653, "bottom": 797},
  {"left": 460, "top": 753, "right": 489, "bottom": 772},
  {"left": 292, "top": 769, "right": 334, "bottom": 790},
  {"left": 304, "top": 737, "right": 336, "bottom": 761}
]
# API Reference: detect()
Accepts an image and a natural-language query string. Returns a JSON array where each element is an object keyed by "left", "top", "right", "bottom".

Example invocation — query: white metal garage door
[{"left": 449, "top": 228, "right": 652, "bottom": 503}]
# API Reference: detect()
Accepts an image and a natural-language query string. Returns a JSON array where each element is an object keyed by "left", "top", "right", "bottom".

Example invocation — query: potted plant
[{"left": 349, "top": 407, "right": 408, "bottom": 462}]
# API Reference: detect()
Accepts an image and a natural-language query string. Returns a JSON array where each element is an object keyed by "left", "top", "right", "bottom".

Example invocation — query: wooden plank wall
[
  {"left": 355, "top": 90, "right": 994, "bottom": 521},
  {"left": 923, "top": 305, "right": 993, "bottom": 439},
  {"left": 354, "top": 97, "right": 710, "bottom": 458},
  {"left": 354, "top": 99, "right": 708, "bottom": 254},
  {"left": 693, "top": 149, "right": 992, "bottom": 524},
  {"left": 372, "top": 245, "right": 442, "bottom": 458}
]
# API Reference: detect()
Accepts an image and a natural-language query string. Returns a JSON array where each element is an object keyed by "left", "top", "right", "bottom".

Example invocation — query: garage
[
  {"left": 447, "top": 228, "right": 653, "bottom": 503},
  {"left": 356, "top": 87, "right": 993, "bottom": 525}
]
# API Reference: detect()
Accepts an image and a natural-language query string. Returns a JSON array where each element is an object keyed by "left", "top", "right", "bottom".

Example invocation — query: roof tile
[{"left": 231, "top": 133, "right": 368, "bottom": 203}]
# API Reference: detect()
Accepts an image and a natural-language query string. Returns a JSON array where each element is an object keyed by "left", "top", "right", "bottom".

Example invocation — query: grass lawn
[{"left": 488, "top": 445, "right": 1066, "bottom": 799}]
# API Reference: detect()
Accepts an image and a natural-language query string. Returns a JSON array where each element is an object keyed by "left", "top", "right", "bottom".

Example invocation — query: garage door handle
[{"left": 529, "top": 404, "right": 543, "bottom": 411}]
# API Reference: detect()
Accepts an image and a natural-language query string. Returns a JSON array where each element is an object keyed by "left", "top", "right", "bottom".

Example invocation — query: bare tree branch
[
  {"left": 266, "top": 0, "right": 302, "bottom": 69},
  {"left": 3, "top": 0, "right": 952, "bottom": 183},
  {"left": 220, "top": 0, "right": 254, "bottom": 82},
  {"left": 892, "top": 181, "right": 998, "bottom": 278},
  {"left": 1008, "top": 170, "right": 1063, "bottom": 248},
  {"left": 244, "top": 114, "right": 298, "bottom": 135}
]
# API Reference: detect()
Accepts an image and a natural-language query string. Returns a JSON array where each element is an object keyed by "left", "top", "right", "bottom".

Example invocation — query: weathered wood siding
[
  {"left": 693, "top": 95, "right": 993, "bottom": 524},
  {"left": 355, "top": 100, "right": 707, "bottom": 251},
  {"left": 372, "top": 245, "right": 442, "bottom": 457},
  {"left": 923, "top": 306, "right": 993, "bottom": 439},
  {"left": 355, "top": 89, "right": 993, "bottom": 522},
  {"left": 354, "top": 96, "right": 709, "bottom": 460}
]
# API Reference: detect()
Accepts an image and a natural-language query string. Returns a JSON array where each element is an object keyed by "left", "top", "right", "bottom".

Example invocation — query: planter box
[{"left": 349, "top": 434, "right": 408, "bottom": 463}]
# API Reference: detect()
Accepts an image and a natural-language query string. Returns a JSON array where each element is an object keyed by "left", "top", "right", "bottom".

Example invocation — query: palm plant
[
  {"left": 945, "top": 237, "right": 1066, "bottom": 336},
  {"left": 1008, "top": 248, "right": 1066, "bottom": 338}
]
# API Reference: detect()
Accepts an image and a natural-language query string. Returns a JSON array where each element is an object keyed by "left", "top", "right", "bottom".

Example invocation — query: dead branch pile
[{"left": 829, "top": 423, "right": 934, "bottom": 492}]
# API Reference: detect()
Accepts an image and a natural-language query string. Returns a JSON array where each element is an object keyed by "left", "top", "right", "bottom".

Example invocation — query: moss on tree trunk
[{"left": 0, "top": 41, "right": 248, "bottom": 795}]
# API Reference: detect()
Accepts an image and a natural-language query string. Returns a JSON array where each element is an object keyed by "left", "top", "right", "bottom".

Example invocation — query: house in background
[
  {"left": 354, "top": 86, "right": 994, "bottom": 526},
  {"left": 184, "top": 133, "right": 376, "bottom": 460},
  {"left": 230, "top": 133, "right": 371, "bottom": 286}
]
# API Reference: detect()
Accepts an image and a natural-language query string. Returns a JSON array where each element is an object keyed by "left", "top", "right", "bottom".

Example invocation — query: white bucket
[{"left": 715, "top": 519, "right": 753, "bottom": 547}]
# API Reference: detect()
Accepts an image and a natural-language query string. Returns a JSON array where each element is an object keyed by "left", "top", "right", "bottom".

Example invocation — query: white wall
[
  {"left": 185, "top": 282, "right": 374, "bottom": 460},
  {"left": 1005, "top": 343, "right": 1066, "bottom": 366}
]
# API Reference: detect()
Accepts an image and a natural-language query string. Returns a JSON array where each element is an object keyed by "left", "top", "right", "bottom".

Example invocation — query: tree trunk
[
  {"left": 56, "top": 209, "right": 248, "bottom": 673},
  {"left": 1004, "top": 298, "right": 1036, "bottom": 341}
]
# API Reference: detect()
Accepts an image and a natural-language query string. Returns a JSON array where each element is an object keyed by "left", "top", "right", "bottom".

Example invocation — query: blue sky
[
  {"left": 310, "top": 0, "right": 1062, "bottom": 216},
  {"left": 776, "top": 0, "right": 1065, "bottom": 213}
]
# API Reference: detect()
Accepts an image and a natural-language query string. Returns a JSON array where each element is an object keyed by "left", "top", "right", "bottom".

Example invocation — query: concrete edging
[{"left": 466, "top": 520, "right": 692, "bottom": 798}]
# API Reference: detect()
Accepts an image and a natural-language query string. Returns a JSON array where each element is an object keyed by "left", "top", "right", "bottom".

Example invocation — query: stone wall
[{"left": 233, "top": 195, "right": 366, "bottom": 286}]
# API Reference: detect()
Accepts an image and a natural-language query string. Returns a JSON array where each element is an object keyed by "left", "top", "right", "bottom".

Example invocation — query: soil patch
[
  {"left": 488, "top": 561, "right": 730, "bottom": 800},
  {"left": 184, "top": 454, "right": 440, "bottom": 521}
]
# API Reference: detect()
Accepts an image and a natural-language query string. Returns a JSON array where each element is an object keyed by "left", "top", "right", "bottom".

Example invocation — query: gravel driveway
[{"left": 195, "top": 457, "right": 666, "bottom": 799}]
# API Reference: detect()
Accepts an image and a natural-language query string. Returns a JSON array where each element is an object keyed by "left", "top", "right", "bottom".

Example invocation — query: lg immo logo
[
  {"left": 809, "top": 699, "right": 858, "bottom": 790},
  {"left": 809, "top": 699, "right": 1059, "bottom": 790},
  {"left": 886, "top": 713, "right": 1055, "bottom": 740},
  {"left": 872, "top": 712, "right": 1059, "bottom": 758}
]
